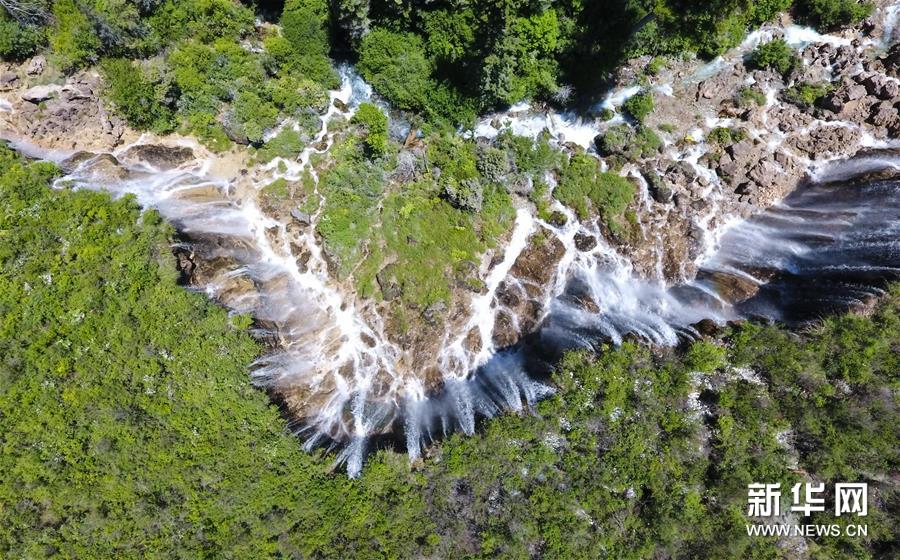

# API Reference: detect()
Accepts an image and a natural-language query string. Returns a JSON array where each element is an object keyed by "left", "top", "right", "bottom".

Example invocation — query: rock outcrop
[{"left": 0, "top": 65, "right": 126, "bottom": 152}]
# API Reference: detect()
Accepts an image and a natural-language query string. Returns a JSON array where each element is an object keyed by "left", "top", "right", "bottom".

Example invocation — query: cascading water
[{"left": 3, "top": 3, "right": 899, "bottom": 475}]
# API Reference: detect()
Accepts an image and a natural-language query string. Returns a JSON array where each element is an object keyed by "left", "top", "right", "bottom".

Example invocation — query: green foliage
[
  {"left": 351, "top": 102, "right": 388, "bottom": 158},
  {"left": 782, "top": 81, "right": 834, "bottom": 107},
  {"left": 685, "top": 340, "right": 727, "bottom": 371},
  {"left": 48, "top": 0, "right": 101, "bottom": 70},
  {"left": 315, "top": 148, "right": 385, "bottom": 277},
  {"left": 360, "top": 179, "right": 512, "bottom": 306},
  {"left": 495, "top": 130, "right": 558, "bottom": 175},
  {"left": 1, "top": 143, "right": 896, "bottom": 558},
  {"left": 101, "top": 58, "right": 174, "bottom": 133},
  {"left": 737, "top": 86, "right": 767, "bottom": 107},
  {"left": 254, "top": 127, "right": 305, "bottom": 163},
  {"left": 623, "top": 91, "right": 654, "bottom": 123},
  {"left": 357, "top": 30, "right": 438, "bottom": 118},
  {"left": 554, "top": 153, "right": 635, "bottom": 232},
  {"left": 0, "top": 15, "right": 45, "bottom": 60},
  {"left": 596, "top": 124, "right": 662, "bottom": 161},
  {"left": 707, "top": 126, "right": 747, "bottom": 145},
  {"left": 146, "top": 0, "right": 255, "bottom": 45},
  {"left": 748, "top": 38, "right": 798, "bottom": 77},
  {"left": 796, "top": 0, "right": 874, "bottom": 30},
  {"left": 646, "top": 56, "right": 666, "bottom": 76},
  {"left": 279, "top": 0, "right": 338, "bottom": 87}
]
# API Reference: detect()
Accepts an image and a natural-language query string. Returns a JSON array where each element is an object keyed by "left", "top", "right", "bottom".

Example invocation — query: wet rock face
[
  {"left": 488, "top": 230, "right": 566, "bottom": 349},
  {"left": 885, "top": 42, "right": 900, "bottom": 77},
  {"left": 121, "top": 144, "right": 195, "bottom": 170},
  {"left": 574, "top": 232, "right": 597, "bottom": 252},
  {"left": 509, "top": 232, "right": 565, "bottom": 287}
]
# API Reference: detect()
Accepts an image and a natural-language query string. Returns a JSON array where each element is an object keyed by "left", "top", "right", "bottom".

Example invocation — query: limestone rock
[
  {"left": 25, "top": 56, "right": 45, "bottom": 76},
  {"left": 21, "top": 85, "right": 59, "bottom": 103},
  {"left": 121, "top": 144, "right": 195, "bottom": 170}
]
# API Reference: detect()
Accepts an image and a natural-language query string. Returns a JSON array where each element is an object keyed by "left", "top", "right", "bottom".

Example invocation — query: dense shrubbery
[
  {"left": 554, "top": 152, "right": 636, "bottom": 230},
  {"left": 313, "top": 130, "right": 516, "bottom": 307},
  {"left": 796, "top": 0, "right": 874, "bottom": 29},
  {"left": 623, "top": 90, "right": 655, "bottom": 123},
  {"left": 0, "top": 13, "right": 44, "bottom": 60},
  {"left": 350, "top": 102, "right": 388, "bottom": 158},
  {"left": 0, "top": 145, "right": 433, "bottom": 558},
  {"left": 783, "top": 81, "right": 834, "bottom": 106},
  {"left": 3, "top": 146, "right": 895, "bottom": 556},
  {"left": 345, "top": 0, "right": 804, "bottom": 122},
  {"left": 0, "top": 0, "right": 337, "bottom": 151},
  {"left": 101, "top": 58, "right": 174, "bottom": 133},
  {"left": 748, "top": 38, "right": 799, "bottom": 77}
]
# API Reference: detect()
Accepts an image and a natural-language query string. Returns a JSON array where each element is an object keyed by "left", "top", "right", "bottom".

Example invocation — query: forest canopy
[{"left": 0, "top": 0, "right": 875, "bottom": 125}]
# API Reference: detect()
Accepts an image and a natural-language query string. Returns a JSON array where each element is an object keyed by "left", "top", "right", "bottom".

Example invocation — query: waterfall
[{"left": 2, "top": 3, "right": 899, "bottom": 475}]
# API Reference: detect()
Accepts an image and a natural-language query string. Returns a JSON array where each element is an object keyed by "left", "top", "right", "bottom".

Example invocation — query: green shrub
[
  {"left": 553, "top": 153, "right": 634, "bottom": 228},
  {"left": 782, "top": 82, "right": 834, "bottom": 107},
  {"left": 707, "top": 126, "right": 746, "bottom": 146},
  {"left": 623, "top": 91, "right": 654, "bottom": 123},
  {"left": 685, "top": 340, "right": 727, "bottom": 372},
  {"left": 737, "top": 86, "right": 767, "bottom": 107},
  {"left": 0, "top": 17, "right": 45, "bottom": 61},
  {"left": 48, "top": 0, "right": 101, "bottom": 71},
  {"left": 747, "top": 38, "right": 797, "bottom": 77},
  {"left": 495, "top": 131, "right": 558, "bottom": 175},
  {"left": 476, "top": 146, "right": 510, "bottom": 184},
  {"left": 749, "top": 0, "right": 794, "bottom": 24},
  {"left": 796, "top": 0, "right": 874, "bottom": 30},
  {"left": 646, "top": 56, "right": 666, "bottom": 76},
  {"left": 351, "top": 103, "right": 389, "bottom": 158},
  {"left": 280, "top": 0, "right": 338, "bottom": 87},
  {"left": 255, "top": 128, "right": 305, "bottom": 163},
  {"left": 232, "top": 89, "right": 280, "bottom": 145},
  {"left": 358, "top": 29, "right": 433, "bottom": 114},
  {"left": 101, "top": 58, "right": 174, "bottom": 133},
  {"left": 596, "top": 124, "right": 661, "bottom": 161}
]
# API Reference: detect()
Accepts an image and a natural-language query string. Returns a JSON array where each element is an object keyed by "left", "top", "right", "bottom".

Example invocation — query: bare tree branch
[{"left": 0, "top": 0, "right": 50, "bottom": 26}]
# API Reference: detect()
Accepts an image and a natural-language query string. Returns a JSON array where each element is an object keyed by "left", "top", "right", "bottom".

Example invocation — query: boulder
[
  {"left": 82, "top": 153, "right": 130, "bottom": 181},
  {"left": 376, "top": 264, "right": 401, "bottom": 301},
  {"left": 290, "top": 208, "right": 312, "bottom": 227},
  {"left": 60, "top": 151, "right": 97, "bottom": 172},
  {"left": 491, "top": 310, "right": 518, "bottom": 348},
  {"left": 573, "top": 232, "right": 597, "bottom": 252},
  {"left": 25, "top": 56, "right": 46, "bottom": 76},
  {"left": 122, "top": 144, "right": 194, "bottom": 170},
  {"left": 422, "top": 301, "right": 447, "bottom": 325},
  {"left": 0, "top": 71, "right": 18, "bottom": 91},
  {"left": 697, "top": 270, "right": 761, "bottom": 303},
  {"left": 867, "top": 101, "right": 899, "bottom": 129},
  {"left": 21, "top": 85, "right": 59, "bottom": 103},
  {"left": 641, "top": 167, "right": 673, "bottom": 203},
  {"left": 509, "top": 232, "right": 565, "bottom": 287}
]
